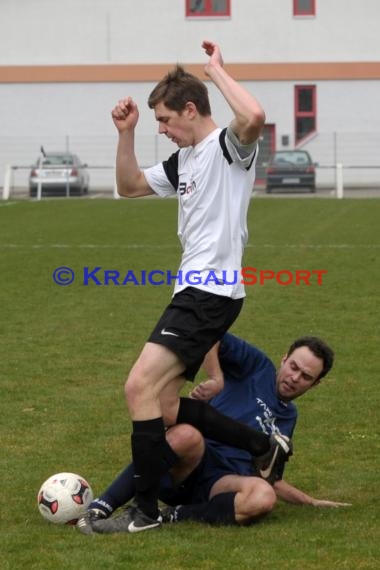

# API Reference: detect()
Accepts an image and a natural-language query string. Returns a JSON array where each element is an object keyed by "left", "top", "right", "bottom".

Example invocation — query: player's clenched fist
[
  {"left": 111, "top": 97, "right": 140, "bottom": 132},
  {"left": 202, "top": 40, "right": 224, "bottom": 75}
]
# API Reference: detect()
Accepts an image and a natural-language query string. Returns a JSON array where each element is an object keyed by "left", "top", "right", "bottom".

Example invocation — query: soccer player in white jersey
[{"left": 99, "top": 40, "right": 291, "bottom": 533}]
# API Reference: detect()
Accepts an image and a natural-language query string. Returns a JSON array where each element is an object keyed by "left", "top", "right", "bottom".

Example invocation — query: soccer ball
[{"left": 37, "top": 472, "right": 93, "bottom": 525}]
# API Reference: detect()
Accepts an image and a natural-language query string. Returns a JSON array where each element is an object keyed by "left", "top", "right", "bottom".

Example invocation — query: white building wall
[
  {"left": 0, "top": 0, "right": 379, "bottom": 190},
  {"left": 1, "top": 0, "right": 380, "bottom": 65},
  {"left": 2, "top": 79, "right": 380, "bottom": 147},
  {"left": 1, "top": 78, "right": 379, "bottom": 189}
]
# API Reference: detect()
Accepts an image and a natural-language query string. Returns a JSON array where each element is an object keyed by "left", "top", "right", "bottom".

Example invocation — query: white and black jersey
[{"left": 144, "top": 127, "right": 258, "bottom": 299}]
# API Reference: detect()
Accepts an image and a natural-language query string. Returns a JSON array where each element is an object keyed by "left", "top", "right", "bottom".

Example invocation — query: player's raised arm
[
  {"left": 202, "top": 40, "right": 265, "bottom": 145},
  {"left": 111, "top": 97, "right": 154, "bottom": 198}
]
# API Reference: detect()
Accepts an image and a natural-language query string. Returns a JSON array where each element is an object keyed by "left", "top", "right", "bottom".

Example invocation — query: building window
[
  {"left": 186, "top": 0, "right": 230, "bottom": 17},
  {"left": 293, "top": 0, "right": 315, "bottom": 16},
  {"left": 295, "top": 85, "right": 316, "bottom": 144}
]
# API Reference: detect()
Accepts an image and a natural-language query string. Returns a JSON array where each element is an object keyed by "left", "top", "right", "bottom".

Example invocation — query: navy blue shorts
[
  {"left": 158, "top": 445, "right": 237, "bottom": 506},
  {"left": 148, "top": 287, "right": 243, "bottom": 381}
]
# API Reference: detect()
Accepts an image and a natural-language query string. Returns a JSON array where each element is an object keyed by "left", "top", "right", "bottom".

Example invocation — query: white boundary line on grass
[{"left": 0, "top": 243, "right": 379, "bottom": 249}]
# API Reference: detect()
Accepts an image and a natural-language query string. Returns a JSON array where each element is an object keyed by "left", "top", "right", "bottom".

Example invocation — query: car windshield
[
  {"left": 41, "top": 155, "right": 74, "bottom": 166},
  {"left": 273, "top": 152, "right": 309, "bottom": 166}
]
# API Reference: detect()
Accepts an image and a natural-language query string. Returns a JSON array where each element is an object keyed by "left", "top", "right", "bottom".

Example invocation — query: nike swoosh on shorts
[{"left": 160, "top": 328, "right": 179, "bottom": 337}]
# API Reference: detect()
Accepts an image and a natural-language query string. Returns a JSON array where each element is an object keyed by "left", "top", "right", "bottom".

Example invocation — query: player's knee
[
  {"left": 248, "top": 480, "right": 277, "bottom": 518},
  {"left": 166, "top": 424, "right": 204, "bottom": 457},
  {"left": 256, "top": 481, "right": 277, "bottom": 514},
  {"left": 237, "top": 480, "right": 277, "bottom": 524},
  {"left": 124, "top": 364, "right": 154, "bottom": 409}
]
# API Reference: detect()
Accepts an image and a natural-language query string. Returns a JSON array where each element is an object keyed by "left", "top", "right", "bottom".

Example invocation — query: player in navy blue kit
[
  {"left": 91, "top": 39, "right": 295, "bottom": 534},
  {"left": 77, "top": 333, "right": 350, "bottom": 534}
]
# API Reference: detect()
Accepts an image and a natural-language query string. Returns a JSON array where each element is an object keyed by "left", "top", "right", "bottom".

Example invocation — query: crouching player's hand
[{"left": 189, "top": 377, "right": 223, "bottom": 402}]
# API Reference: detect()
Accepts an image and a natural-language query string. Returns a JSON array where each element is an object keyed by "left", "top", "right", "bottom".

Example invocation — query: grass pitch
[{"left": 0, "top": 197, "right": 379, "bottom": 569}]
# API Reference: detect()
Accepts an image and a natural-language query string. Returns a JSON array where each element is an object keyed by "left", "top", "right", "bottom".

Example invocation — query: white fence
[{"left": 1, "top": 131, "right": 380, "bottom": 199}]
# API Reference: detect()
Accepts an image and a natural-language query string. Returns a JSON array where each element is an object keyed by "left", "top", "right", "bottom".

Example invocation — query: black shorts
[
  {"left": 158, "top": 445, "right": 237, "bottom": 505},
  {"left": 148, "top": 287, "right": 243, "bottom": 380}
]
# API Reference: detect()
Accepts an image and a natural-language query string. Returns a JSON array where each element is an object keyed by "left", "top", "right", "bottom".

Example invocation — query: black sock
[
  {"left": 131, "top": 417, "right": 166, "bottom": 519},
  {"left": 92, "top": 464, "right": 135, "bottom": 515},
  {"left": 93, "top": 441, "right": 180, "bottom": 514},
  {"left": 177, "top": 397, "right": 269, "bottom": 455},
  {"left": 175, "top": 492, "right": 237, "bottom": 525}
]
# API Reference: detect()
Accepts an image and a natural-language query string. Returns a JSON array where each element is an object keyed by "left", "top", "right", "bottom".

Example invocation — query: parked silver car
[
  {"left": 265, "top": 150, "right": 316, "bottom": 193},
  {"left": 29, "top": 152, "right": 90, "bottom": 196}
]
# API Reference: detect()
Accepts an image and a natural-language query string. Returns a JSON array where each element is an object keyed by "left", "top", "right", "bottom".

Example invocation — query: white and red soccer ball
[{"left": 37, "top": 472, "right": 93, "bottom": 525}]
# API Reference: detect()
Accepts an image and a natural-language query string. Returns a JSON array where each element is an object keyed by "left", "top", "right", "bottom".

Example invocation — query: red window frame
[
  {"left": 186, "top": 0, "right": 231, "bottom": 17},
  {"left": 295, "top": 85, "right": 317, "bottom": 144},
  {"left": 293, "top": 0, "right": 316, "bottom": 16}
]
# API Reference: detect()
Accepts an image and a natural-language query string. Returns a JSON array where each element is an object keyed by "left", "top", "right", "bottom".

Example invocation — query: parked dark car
[
  {"left": 29, "top": 152, "right": 89, "bottom": 197},
  {"left": 265, "top": 150, "right": 316, "bottom": 193}
]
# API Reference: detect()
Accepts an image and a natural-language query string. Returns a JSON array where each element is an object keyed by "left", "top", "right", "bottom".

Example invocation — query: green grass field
[{"left": 1, "top": 197, "right": 379, "bottom": 570}]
